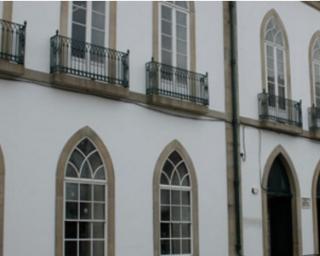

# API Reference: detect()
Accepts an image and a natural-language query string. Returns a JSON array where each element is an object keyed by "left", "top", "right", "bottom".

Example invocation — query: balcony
[
  {"left": 258, "top": 91, "right": 302, "bottom": 132},
  {"left": 146, "top": 60, "right": 209, "bottom": 113},
  {"left": 0, "top": 19, "right": 26, "bottom": 75},
  {"left": 309, "top": 105, "right": 320, "bottom": 131},
  {"left": 50, "top": 32, "right": 129, "bottom": 99}
]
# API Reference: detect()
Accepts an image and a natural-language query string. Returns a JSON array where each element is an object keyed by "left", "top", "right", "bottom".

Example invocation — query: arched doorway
[{"left": 267, "top": 156, "right": 293, "bottom": 256}]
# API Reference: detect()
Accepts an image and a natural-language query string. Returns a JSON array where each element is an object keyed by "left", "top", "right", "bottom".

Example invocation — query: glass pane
[
  {"left": 78, "top": 139, "right": 95, "bottom": 156},
  {"left": 92, "top": 1, "right": 105, "bottom": 13},
  {"left": 171, "top": 223, "right": 180, "bottom": 238},
  {"left": 163, "top": 160, "right": 174, "bottom": 178},
  {"left": 94, "top": 203, "right": 105, "bottom": 219},
  {"left": 172, "top": 239, "right": 181, "bottom": 254},
  {"left": 161, "top": 206, "right": 170, "bottom": 221},
  {"left": 79, "top": 222, "right": 91, "bottom": 238},
  {"left": 93, "top": 241, "right": 104, "bottom": 256},
  {"left": 80, "top": 202, "right": 92, "bottom": 219},
  {"left": 176, "top": 11, "right": 187, "bottom": 26},
  {"left": 92, "top": 13, "right": 105, "bottom": 30},
  {"left": 80, "top": 184, "right": 92, "bottom": 201},
  {"left": 182, "top": 239, "right": 191, "bottom": 254},
  {"left": 73, "top": 1, "right": 86, "bottom": 7},
  {"left": 182, "top": 223, "right": 191, "bottom": 238},
  {"left": 169, "top": 151, "right": 182, "bottom": 165},
  {"left": 177, "top": 163, "right": 188, "bottom": 180},
  {"left": 181, "top": 191, "right": 190, "bottom": 205},
  {"left": 275, "top": 32, "right": 283, "bottom": 46},
  {"left": 172, "top": 172, "right": 180, "bottom": 185},
  {"left": 65, "top": 221, "right": 77, "bottom": 238},
  {"left": 162, "top": 20, "right": 172, "bottom": 36},
  {"left": 80, "top": 162, "right": 92, "bottom": 178},
  {"left": 93, "top": 222, "right": 104, "bottom": 238},
  {"left": 182, "top": 206, "right": 190, "bottom": 221},
  {"left": 177, "top": 25, "right": 186, "bottom": 41},
  {"left": 66, "top": 164, "right": 78, "bottom": 177},
  {"left": 161, "top": 239, "right": 170, "bottom": 255},
  {"left": 66, "top": 202, "right": 78, "bottom": 219},
  {"left": 161, "top": 223, "right": 170, "bottom": 238},
  {"left": 66, "top": 183, "right": 78, "bottom": 201},
  {"left": 162, "top": 50, "right": 172, "bottom": 65},
  {"left": 172, "top": 206, "right": 181, "bottom": 221},
  {"left": 65, "top": 241, "right": 77, "bottom": 256},
  {"left": 162, "top": 35, "right": 172, "bottom": 51},
  {"left": 171, "top": 190, "right": 180, "bottom": 205},
  {"left": 79, "top": 241, "right": 91, "bottom": 256},
  {"left": 70, "top": 149, "right": 85, "bottom": 171},
  {"left": 161, "top": 174, "right": 170, "bottom": 185},
  {"left": 161, "top": 189, "right": 170, "bottom": 204},
  {"left": 94, "top": 185, "right": 105, "bottom": 201},
  {"left": 72, "top": 23, "right": 86, "bottom": 44},
  {"left": 161, "top": 5, "right": 172, "bottom": 21},
  {"left": 91, "top": 30, "right": 105, "bottom": 47},
  {"left": 177, "top": 40, "right": 187, "bottom": 55},
  {"left": 181, "top": 175, "right": 190, "bottom": 186},
  {"left": 89, "top": 152, "right": 103, "bottom": 172},
  {"left": 73, "top": 7, "right": 86, "bottom": 25},
  {"left": 94, "top": 167, "right": 106, "bottom": 180},
  {"left": 175, "top": 1, "right": 188, "bottom": 9}
]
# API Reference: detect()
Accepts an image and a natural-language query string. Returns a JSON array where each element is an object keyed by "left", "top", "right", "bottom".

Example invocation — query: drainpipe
[{"left": 229, "top": 2, "right": 243, "bottom": 256}]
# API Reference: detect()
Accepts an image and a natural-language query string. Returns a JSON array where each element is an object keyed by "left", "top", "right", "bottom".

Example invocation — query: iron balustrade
[
  {"left": 258, "top": 91, "right": 302, "bottom": 127},
  {"left": 50, "top": 32, "right": 129, "bottom": 87},
  {"left": 309, "top": 105, "right": 320, "bottom": 130},
  {"left": 146, "top": 60, "right": 209, "bottom": 105},
  {"left": 0, "top": 19, "right": 26, "bottom": 64}
]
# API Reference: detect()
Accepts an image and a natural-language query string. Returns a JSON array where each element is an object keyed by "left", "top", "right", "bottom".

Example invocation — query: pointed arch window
[
  {"left": 159, "top": 151, "right": 192, "bottom": 255},
  {"left": 312, "top": 38, "right": 320, "bottom": 107},
  {"left": 64, "top": 138, "right": 106, "bottom": 256},
  {"left": 264, "top": 16, "right": 287, "bottom": 108}
]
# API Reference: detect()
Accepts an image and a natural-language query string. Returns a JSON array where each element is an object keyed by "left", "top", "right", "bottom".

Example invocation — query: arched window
[
  {"left": 153, "top": 140, "right": 198, "bottom": 256},
  {"left": 264, "top": 16, "right": 287, "bottom": 102},
  {"left": 311, "top": 36, "right": 320, "bottom": 107},
  {"left": 56, "top": 127, "right": 115, "bottom": 256}
]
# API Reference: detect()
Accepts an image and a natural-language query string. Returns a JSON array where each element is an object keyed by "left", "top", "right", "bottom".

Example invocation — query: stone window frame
[
  {"left": 260, "top": 9, "right": 292, "bottom": 99},
  {"left": 261, "top": 145, "right": 302, "bottom": 256},
  {"left": 153, "top": 140, "right": 199, "bottom": 256},
  {"left": 55, "top": 126, "right": 115, "bottom": 256}
]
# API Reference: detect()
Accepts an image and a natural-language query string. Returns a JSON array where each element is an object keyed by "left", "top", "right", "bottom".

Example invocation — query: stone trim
[
  {"left": 55, "top": 126, "right": 115, "bottom": 256},
  {"left": 0, "top": 147, "right": 5, "bottom": 256},
  {"left": 309, "top": 31, "right": 320, "bottom": 106},
  {"left": 304, "top": 1, "right": 320, "bottom": 12},
  {"left": 59, "top": 2, "right": 68, "bottom": 37},
  {"left": 152, "top": 2, "right": 196, "bottom": 71},
  {"left": 153, "top": 140, "right": 199, "bottom": 256},
  {"left": 261, "top": 145, "right": 302, "bottom": 256},
  {"left": 2, "top": 1, "right": 12, "bottom": 21},
  {"left": 312, "top": 160, "right": 320, "bottom": 254},
  {"left": 260, "top": 9, "right": 292, "bottom": 99}
]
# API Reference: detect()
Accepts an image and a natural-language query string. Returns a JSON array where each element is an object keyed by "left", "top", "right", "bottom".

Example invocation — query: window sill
[
  {"left": 147, "top": 94, "right": 209, "bottom": 114},
  {"left": 0, "top": 59, "right": 25, "bottom": 76},
  {"left": 51, "top": 73, "right": 129, "bottom": 100}
]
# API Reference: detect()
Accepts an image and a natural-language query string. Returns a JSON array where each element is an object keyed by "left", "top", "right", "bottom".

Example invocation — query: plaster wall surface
[
  {"left": 237, "top": 2, "right": 320, "bottom": 130},
  {"left": 12, "top": 1, "right": 60, "bottom": 73},
  {"left": 0, "top": 79, "right": 228, "bottom": 256},
  {"left": 240, "top": 124, "right": 320, "bottom": 255}
]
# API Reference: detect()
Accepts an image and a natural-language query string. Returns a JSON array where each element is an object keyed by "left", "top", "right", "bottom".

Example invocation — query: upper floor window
[
  {"left": 71, "top": 1, "right": 107, "bottom": 47},
  {"left": 312, "top": 37, "right": 320, "bottom": 107},
  {"left": 264, "top": 16, "right": 287, "bottom": 102},
  {"left": 160, "top": 1, "right": 189, "bottom": 69}
]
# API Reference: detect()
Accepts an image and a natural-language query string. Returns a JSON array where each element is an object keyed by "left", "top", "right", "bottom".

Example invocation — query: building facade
[{"left": 0, "top": 1, "right": 319, "bottom": 256}]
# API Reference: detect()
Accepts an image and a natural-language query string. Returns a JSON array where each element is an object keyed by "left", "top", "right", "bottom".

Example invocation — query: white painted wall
[
  {"left": 0, "top": 79, "right": 228, "bottom": 256},
  {"left": 12, "top": 1, "right": 60, "bottom": 73},
  {"left": 237, "top": 2, "right": 320, "bottom": 130},
  {"left": 240, "top": 124, "right": 320, "bottom": 255}
]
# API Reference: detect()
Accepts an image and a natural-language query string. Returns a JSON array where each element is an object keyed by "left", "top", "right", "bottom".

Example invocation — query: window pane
[
  {"left": 181, "top": 191, "right": 190, "bottom": 205},
  {"left": 163, "top": 161, "right": 174, "bottom": 178},
  {"left": 79, "top": 222, "right": 91, "bottom": 238},
  {"left": 172, "top": 206, "right": 181, "bottom": 221},
  {"left": 66, "top": 202, "right": 78, "bottom": 219},
  {"left": 94, "top": 167, "right": 105, "bottom": 180},
  {"left": 161, "top": 223, "right": 170, "bottom": 238},
  {"left": 171, "top": 190, "right": 180, "bottom": 205},
  {"left": 177, "top": 163, "right": 188, "bottom": 178},
  {"left": 93, "top": 241, "right": 104, "bottom": 256},
  {"left": 175, "top": 1, "right": 188, "bottom": 9},
  {"left": 177, "top": 25, "right": 186, "bottom": 41},
  {"left": 177, "top": 40, "right": 187, "bottom": 55},
  {"left": 162, "top": 35, "right": 172, "bottom": 51},
  {"left": 80, "top": 184, "right": 92, "bottom": 201},
  {"left": 73, "top": 7, "right": 86, "bottom": 25},
  {"left": 172, "top": 172, "right": 180, "bottom": 185},
  {"left": 65, "top": 241, "right": 77, "bottom": 256},
  {"left": 161, "top": 189, "right": 170, "bottom": 204},
  {"left": 80, "top": 202, "right": 92, "bottom": 219},
  {"left": 94, "top": 185, "right": 105, "bottom": 201},
  {"left": 66, "top": 183, "right": 78, "bottom": 201},
  {"left": 92, "top": 1, "right": 105, "bottom": 13},
  {"left": 171, "top": 239, "right": 181, "bottom": 254},
  {"left": 162, "top": 50, "right": 172, "bottom": 66},
  {"left": 182, "top": 239, "right": 191, "bottom": 254},
  {"left": 182, "top": 223, "right": 191, "bottom": 238},
  {"left": 162, "top": 20, "right": 172, "bottom": 36},
  {"left": 78, "top": 139, "right": 95, "bottom": 156},
  {"left": 169, "top": 151, "right": 182, "bottom": 164},
  {"left": 73, "top": 1, "right": 86, "bottom": 8},
  {"left": 161, "top": 240, "right": 170, "bottom": 255},
  {"left": 89, "top": 152, "right": 103, "bottom": 172},
  {"left": 161, "top": 174, "right": 170, "bottom": 185},
  {"left": 181, "top": 206, "right": 190, "bottom": 221},
  {"left": 176, "top": 11, "right": 187, "bottom": 26},
  {"left": 182, "top": 175, "right": 190, "bottom": 186},
  {"left": 161, "top": 5, "right": 172, "bottom": 21},
  {"left": 171, "top": 223, "right": 180, "bottom": 238},
  {"left": 66, "top": 164, "right": 78, "bottom": 177},
  {"left": 70, "top": 149, "right": 85, "bottom": 170},
  {"left": 80, "top": 162, "right": 92, "bottom": 178},
  {"left": 94, "top": 203, "right": 105, "bottom": 219},
  {"left": 65, "top": 221, "right": 78, "bottom": 238},
  {"left": 161, "top": 206, "right": 170, "bottom": 221},
  {"left": 79, "top": 241, "right": 91, "bottom": 256},
  {"left": 92, "top": 13, "right": 105, "bottom": 30},
  {"left": 91, "top": 29, "right": 105, "bottom": 47},
  {"left": 93, "top": 222, "right": 104, "bottom": 238}
]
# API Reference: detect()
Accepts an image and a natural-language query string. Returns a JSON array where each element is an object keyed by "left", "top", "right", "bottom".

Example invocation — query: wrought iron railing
[
  {"left": 258, "top": 91, "right": 302, "bottom": 127},
  {"left": 50, "top": 32, "right": 129, "bottom": 87},
  {"left": 309, "top": 105, "right": 320, "bottom": 130},
  {"left": 0, "top": 19, "right": 26, "bottom": 64},
  {"left": 146, "top": 60, "right": 209, "bottom": 105}
]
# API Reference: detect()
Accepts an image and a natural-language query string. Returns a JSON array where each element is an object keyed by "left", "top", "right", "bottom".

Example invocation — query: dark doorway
[{"left": 267, "top": 156, "right": 293, "bottom": 256}]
